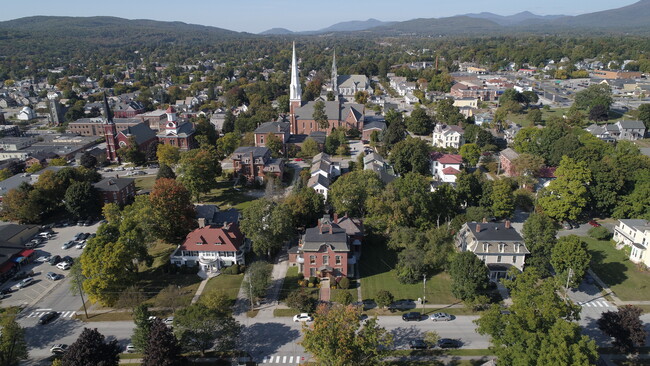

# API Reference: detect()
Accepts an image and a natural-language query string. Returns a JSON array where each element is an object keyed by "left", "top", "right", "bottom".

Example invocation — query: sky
[{"left": 0, "top": 0, "right": 639, "bottom": 34}]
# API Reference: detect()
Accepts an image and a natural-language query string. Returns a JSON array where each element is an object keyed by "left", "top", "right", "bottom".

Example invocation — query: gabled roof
[
  {"left": 308, "top": 174, "right": 329, "bottom": 189},
  {"left": 312, "top": 152, "right": 331, "bottom": 164},
  {"left": 434, "top": 154, "right": 463, "bottom": 165},
  {"left": 310, "top": 160, "right": 331, "bottom": 175},
  {"left": 93, "top": 177, "right": 134, "bottom": 192},
  {"left": 618, "top": 120, "right": 645, "bottom": 130},
  {"left": 336, "top": 215, "right": 364, "bottom": 237},
  {"left": 464, "top": 222, "right": 523, "bottom": 242},
  {"left": 500, "top": 148, "right": 519, "bottom": 161},
  {"left": 363, "top": 120, "right": 387, "bottom": 131},
  {"left": 442, "top": 167, "right": 461, "bottom": 175},
  {"left": 119, "top": 123, "right": 156, "bottom": 145},
  {"left": 254, "top": 121, "right": 290, "bottom": 134},
  {"left": 303, "top": 221, "right": 349, "bottom": 252},
  {"left": 233, "top": 146, "right": 270, "bottom": 159},
  {"left": 179, "top": 224, "right": 244, "bottom": 253}
]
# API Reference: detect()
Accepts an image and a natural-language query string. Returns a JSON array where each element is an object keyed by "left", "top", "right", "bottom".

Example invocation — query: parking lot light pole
[{"left": 422, "top": 275, "right": 426, "bottom": 315}]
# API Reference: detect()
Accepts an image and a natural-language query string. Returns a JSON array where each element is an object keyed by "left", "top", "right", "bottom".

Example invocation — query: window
[
  {"left": 310, "top": 255, "right": 316, "bottom": 265},
  {"left": 497, "top": 256, "right": 502, "bottom": 263},
  {"left": 260, "top": 136, "right": 264, "bottom": 144},
  {"left": 310, "top": 268, "right": 316, "bottom": 277},
  {"left": 483, "top": 243, "right": 488, "bottom": 252},
  {"left": 335, "top": 256, "right": 341, "bottom": 265},
  {"left": 512, "top": 256, "right": 517, "bottom": 263},
  {"left": 499, "top": 243, "right": 505, "bottom": 253},
  {"left": 323, "top": 255, "right": 329, "bottom": 265}
]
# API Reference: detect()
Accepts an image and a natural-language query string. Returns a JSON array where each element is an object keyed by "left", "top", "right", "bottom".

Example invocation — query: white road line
[
  {"left": 282, "top": 356, "right": 287, "bottom": 363},
  {"left": 296, "top": 355, "right": 301, "bottom": 363},
  {"left": 604, "top": 302, "right": 611, "bottom": 307},
  {"left": 586, "top": 302, "right": 593, "bottom": 307},
  {"left": 288, "top": 356, "right": 293, "bottom": 363},
  {"left": 35, "top": 308, "right": 52, "bottom": 311}
]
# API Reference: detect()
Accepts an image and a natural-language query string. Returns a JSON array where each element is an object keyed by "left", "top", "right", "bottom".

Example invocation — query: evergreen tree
[
  {"left": 142, "top": 319, "right": 182, "bottom": 366},
  {"left": 62, "top": 328, "right": 121, "bottom": 366}
]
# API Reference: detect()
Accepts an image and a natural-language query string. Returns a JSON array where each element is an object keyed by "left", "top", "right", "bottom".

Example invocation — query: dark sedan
[
  {"left": 409, "top": 340, "right": 428, "bottom": 349},
  {"left": 402, "top": 312, "right": 422, "bottom": 322},
  {"left": 437, "top": 338, "right": 462, "bottom": 349},
  {"left": 38, "top": 311, "right": 58, "bottom": 325}
]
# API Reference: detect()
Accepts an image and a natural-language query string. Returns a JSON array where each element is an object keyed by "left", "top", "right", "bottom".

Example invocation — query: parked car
[
  {"left": 561, "top": 221, "right": 572, "bottom": 230},
  {"left": 39, "top": 311, "right": 58, "bottom": 325},
  {"left": 62, "top": 256, "right": 73, "bottom": 264},
  {"left": 50, "top": 344, "right": 68, "bottom": 355},
  {"left": 437, "top": 338, "right": 462, "bottom": 349},
  {"left": 75, "top": 240, "right": 86, "bottom": 249},
  {"left": 293, "top": 313, "right": 313, "bottom": 322},
  {"left": 74, "top": 232, "right": 84, "bottom": 240},
  {"left": 56, "top": 262, "right": 71, "bottom": 270},
  {"left": 62, "top": 241, "right": 75, "bottom": 250},
  {"left": 0, "top": 288, "right": 13, "bottom": 295},
  {"left": 588, "top": 220, "right": 601, "bottom": 227},
  {"left": 125, "top": 344, "right": 136, "bottom": 353},
  {"left": 49, "top": 255, "right": 61, "bottom": 265},
  {"left": 77, "top": 220, "right": 85, "bottom": 226},
  {"left": 36, "top": 256, "right": 50, "bottom": 263},
  {"left": 430, "top": 312, "right": 452, "bottom": 322},
  {"left": 84, "top": 218, "right": 93, "bottom": 225},
  {"left": 46, "top": 272, "right": 63, "bottom": 281},
  {"left": 38, "top": 232, "right": 53, "bottom": 239},
  {"left": 164, "top": 317, "right": 174, "bottom": 326},
  {"left": 402, "top": 312, "right": 423, "bottom": 322},
  {"left": 16, "top": 277, "right": 34, "bottom": 289},
  {"left": 294, "top": 158, "right": 303, "bottom": 162},
  {"left": 13, "top": 271, "right": 33, "bottom": 281},
  {"left": 409, "top": 339, "right": 428, "bottom": 350}
]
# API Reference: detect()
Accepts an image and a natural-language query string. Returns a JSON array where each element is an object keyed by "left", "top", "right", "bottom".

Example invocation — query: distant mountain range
[
  {"left": 260, "top": 18, "right": 394, "bottom": 35},
  {"left": 260, "top": 0, "right": 650, "bottom": 36}
]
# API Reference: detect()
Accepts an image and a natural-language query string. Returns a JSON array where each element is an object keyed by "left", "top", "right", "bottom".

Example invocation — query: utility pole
[
  {"left": 76, "top": 276, "right": 89, "bottom": 319},
  {"left": 249, "top": 280, "right": 254, "bottom": 311},
  {"left": 422, "top": 275, "right": 427, "bottom": 315}
]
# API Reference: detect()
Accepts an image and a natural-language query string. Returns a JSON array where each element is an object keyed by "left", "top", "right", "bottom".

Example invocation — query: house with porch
[
  {"left": 455, "top": 221, "right": 529, "bottom": 282},
  {"left": 613, "top": 219, "right": 650, "bottom": 267},
  {"left": 170, "top": 223, "right": 247, "bottom": 274},
  {"left": 289, "top": 214, "right": 363, "bottom": 280}
]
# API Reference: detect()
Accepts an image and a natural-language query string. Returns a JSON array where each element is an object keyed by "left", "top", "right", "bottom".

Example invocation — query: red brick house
[
  {"left": 499, "top": 148, "right": 520, "bottom": 177},
  {"left": 231, "top": 146, "right": 284, "bottom": 183},
  {"left": 290, "top": 214, "right": 363, "bottom": 279},
  {"left": 254, "top": 121, "right": 290, "bottom": 151},
  {"left": 93, "top": 177, "right": 136, "bottom": 205},
  {"left": 169, "top": 223, "right": 247, "bottom": 274}
]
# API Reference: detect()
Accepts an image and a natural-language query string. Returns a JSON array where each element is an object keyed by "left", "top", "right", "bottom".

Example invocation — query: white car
[
  {"left": 75, "top": 240, "right": 86, "bottom": 249},
  {"left": 36, "top": 256, "right": 51, "bottom": 263},
  {"left": 15, "top": 277, "right": 34, "bottom": 289},
  {"left": 293, "top": 313, "right": 313, "bottom": 322},
  {"left": 50, "top": 344, "right": 68, "bottom": 354},
  {"left": 56, "top": 262, "right": 71, "bottom": 270},
  {"left": 125, "top": 343, "right": 136, "bottom": 353}
]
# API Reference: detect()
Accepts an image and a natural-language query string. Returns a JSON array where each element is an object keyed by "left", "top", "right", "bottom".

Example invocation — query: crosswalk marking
[
  {"left": 260, "top": 355, "right": 303, "bottom": 364},
  {"left": 577, "top": 300, "right": 611, "bottom": 308},
  {"left": 26, "top": 311, "right": 76, "bottom": 318}
]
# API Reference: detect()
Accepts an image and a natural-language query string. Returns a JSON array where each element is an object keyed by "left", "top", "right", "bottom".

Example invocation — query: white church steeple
[
  {"left": 289, "top": 42, "right": 302, "bottom": 103},
  {"left": 331, "top": 49, "right": 338, "bottom": 96}
]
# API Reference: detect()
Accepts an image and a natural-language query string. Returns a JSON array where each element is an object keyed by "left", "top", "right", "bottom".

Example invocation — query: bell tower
[
  {"left": 331, "top": 49, "right": 338, "bottom": 97},
  {"left": 102, "top": 93, "right": 119, "bottom": 162}
]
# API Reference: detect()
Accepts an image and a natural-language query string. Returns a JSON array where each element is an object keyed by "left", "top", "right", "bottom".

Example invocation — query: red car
[
  {"left": 588, "top": 220, "right": 601, "bottom": 227},
  {"left": 294, "top": 158, "right": 303, "bottom": 162}
]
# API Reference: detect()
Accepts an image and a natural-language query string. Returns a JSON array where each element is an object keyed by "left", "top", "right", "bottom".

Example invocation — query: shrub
[
  {"left": 464, "top": 294, "right": 491, "bottom": 311},
  {"left": 375, "top": 290, "right": 394, "bottom": 309},
  {"left": 222, "top": 265, "right": 240, "bottom": 275},
  {"left": 334, "top": 291, "right": 354, "bottom": 306},
  {"left": 309, "top": 276, "right": 318, "bottom": 285},
  {"left": 286, "top": 289, "right": 316, "bottom": 312},
  {"left": 308, "top": 282, "right": 314, "bottom": 288},
  {"left": 588, "top": 226, "right": 610, "bottom": 240},
  {"left": 338, "top": 277, "right": 350, "bottom": 290}
]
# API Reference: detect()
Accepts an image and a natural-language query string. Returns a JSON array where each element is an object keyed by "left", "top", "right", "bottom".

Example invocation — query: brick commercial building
[{"left": 231, "top": 146, "right": 284, "bottom": 183}]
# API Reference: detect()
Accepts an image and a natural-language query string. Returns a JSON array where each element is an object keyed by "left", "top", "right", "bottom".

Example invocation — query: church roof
[
  {"left": 254, "top": 121, "right": 290, "bottom": 134},
  {"left": 337, "top": 75, "right": 370, "bottom": 89},
  {"left": 119, "top": 123, "right": 156, "bottom": 145},
  {"left": 294, "top": 101, "right": 341, "bottom": 121}
]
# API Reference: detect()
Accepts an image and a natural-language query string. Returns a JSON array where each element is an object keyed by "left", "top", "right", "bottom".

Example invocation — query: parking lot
[{"left": 1, "top": 221, "right": 101, "bottom": 309}]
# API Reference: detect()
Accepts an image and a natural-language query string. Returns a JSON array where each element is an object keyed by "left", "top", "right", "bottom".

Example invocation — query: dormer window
[
  {"left": 499, "top": 243, "right": 505, "bottom": 253},
  {"left": 483, "top": 243, "right": 489, "bottom": 252}
]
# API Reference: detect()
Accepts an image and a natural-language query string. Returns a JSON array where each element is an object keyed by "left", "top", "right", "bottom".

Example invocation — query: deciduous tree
[
  {"left": 156, "top": 164, "right": 176, "bottom": 180},
  {"left": 174, "top": 303, "right": 241, "bottom": 356},
  {"left": 598, "top": 305, "right": 647, "bottom": 354},
  {"left": 375, "top": 290, "right": 394, "bottom": 309},
  {"left": 490, "top": 179, "right": 514, "bottom": 219},
  {"left": 62, "top": 328, "right": 121, "bottom": 366},
  {"left": 156, "top": 145, "right": 180, "bottom": 166},
  {"left": 142, "top": 319, "right": 181, "bottom": 366},
  {"left": 64, "top": 181, "right": 101, "bottom": 219},
  {"left": 329, "top": 170, "right": 383, "bottom": 218},
  {"left": 551, "top": 235, "right": 591, "bottom": 288},
  {"left": 537, "top": 156, "right": 591, "bottom": 222},
  {"left": 0, "top": 310, "right": 27, "bottom": 366},
  {"left": 131, "top": 304, "right": 152, "bottom": 353},
  {"left": 241, "top": 198, "right": 293, "bottom": 257},
  {"left": 313, "top": 100, "right": 329, "bottom": 129},
  {"left": 284, "top": 187, "right": 324, "bottom": 228},
  {"left": 149, "top": 178, "right": 196, "bottom": 242},
  {"left": 449, "top": 252, "right": 489, "bottom": 301},
  {"left": 460, "top": 143, "right": 481, "bottom": 167},
  {"left": 406, "top": 107, "right": 433, "bottom": 135},
  {"left": 301, "top": 304, "right": 393, "bottom": 366},
  {"left": 389, "top": 137, "right": 430, "bottom": 175},
  {"left": 177, "top": 147, "right": 222, "bottom": 202},
  {"left": 522, "top": 213, "right": 557, "bottom": 274}
]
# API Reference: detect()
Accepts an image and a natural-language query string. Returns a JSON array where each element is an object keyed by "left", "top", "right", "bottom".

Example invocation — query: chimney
[
  {"left": 476, "top": 224, "right": 481, "bottom": 232},
  {"left": 333, "top": 213, "right": 338, "bottom": 224},
  {"left": 319, "top": 222, "right": 323, "bottom": 234},
  {"left": 505, "top": 220, "right": 511, "bottom": 229},
  {"left": 250, "top": 151, "right": 255, "bottom": 178},
  {"left": 482, "top": 217, "right": 487, "bottom": 223},
  {"left": 277, "top": 124, "right": 281, "bottom": 133},
  {"left": 329, "top": 224, "right": 333, "bottom": 234},
  {"left": 198, "top": 218, "right": 206, "bottom": 228}
]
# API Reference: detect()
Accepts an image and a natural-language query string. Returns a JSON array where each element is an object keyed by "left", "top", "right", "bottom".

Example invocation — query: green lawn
[
  {"left": 134, "top": 176, "right": 156, "bottom": 191},
  {"left": 331, "top": 287, "right": 358, "bottom": 303},
  {"left": 201, "top": 180, "right": 258, "bottom": 210},
  {"left": 201, "top": 273, "right": 245, "bottom": 303},
  {"left": 507, "top": 107, "right": 570, "bottom": 128},
  {"left": 584, "top": 237, "right": 650, "bottom": 301},
  {"left": 278, "top": 266, "right": 319, "bottom": 302},
  {"left": 359, "top": 236, "right": 458, "bottom": 304}
]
